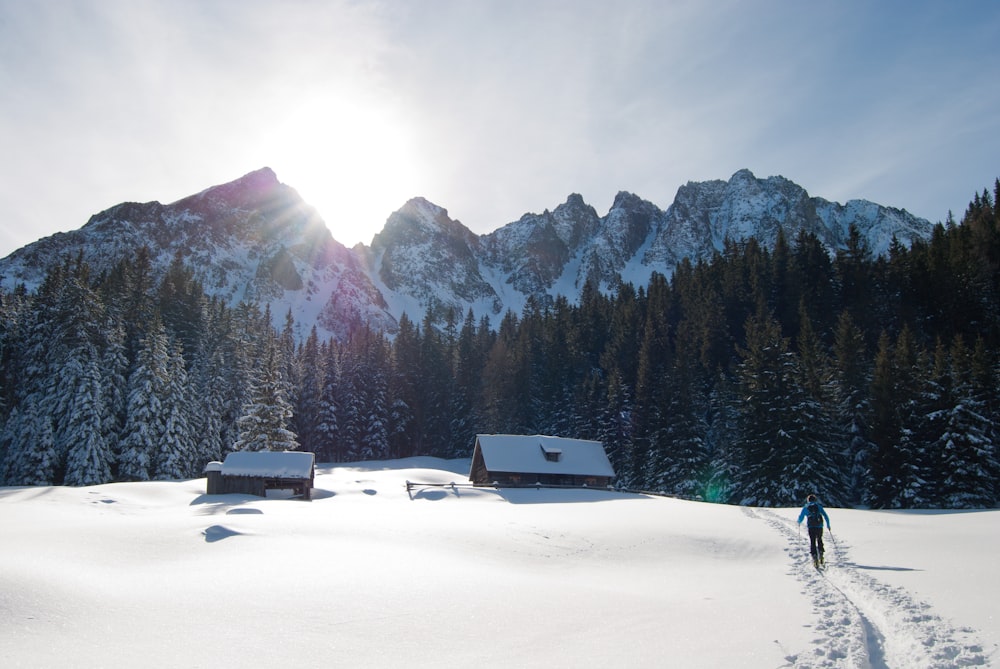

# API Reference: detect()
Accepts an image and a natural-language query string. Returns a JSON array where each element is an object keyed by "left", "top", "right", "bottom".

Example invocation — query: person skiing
[{"left": 797, "top": 494, "right": 831, "bottom": 566}]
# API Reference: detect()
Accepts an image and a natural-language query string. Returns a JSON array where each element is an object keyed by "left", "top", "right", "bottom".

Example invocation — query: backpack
[{"left": 806, "top": 502, "right": 824, "bottom": 528}]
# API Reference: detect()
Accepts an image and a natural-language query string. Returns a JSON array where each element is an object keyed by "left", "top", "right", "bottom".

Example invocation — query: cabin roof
[
  {"left": 220, "top": 451, "right": 315, "bottom": 479},
  {"left": 473, "top": 434, "right": 615, "bottom": 478}
]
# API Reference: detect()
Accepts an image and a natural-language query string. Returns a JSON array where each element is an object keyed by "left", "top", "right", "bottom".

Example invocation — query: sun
[{"left": 262, "top": 91, "right": 422, "bottom": 247}]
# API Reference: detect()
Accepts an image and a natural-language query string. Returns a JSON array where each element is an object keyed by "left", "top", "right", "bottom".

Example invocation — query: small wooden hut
[
  {"left": 468, "top": 434, "right": 615, "bottom": 487},
  {"left": 205, "top": 451, "right": 316, "bottom": 500}
]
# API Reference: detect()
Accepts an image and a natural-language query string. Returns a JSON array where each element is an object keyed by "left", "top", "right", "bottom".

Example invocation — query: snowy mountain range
[{"left": 0, "top": 167, "right": 933, "bottom": 340}]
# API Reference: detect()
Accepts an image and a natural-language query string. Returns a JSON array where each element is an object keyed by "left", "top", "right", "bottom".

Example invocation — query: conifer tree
[
  {"left": 316, "top": 340, "right": 341, "bottom": 461},
  {"left": 867, "top": 332, "right": 901, "bottom": 507},
  {"left": 118, "top": 319, "right": 170, "bottom": 481},
  {"left": 868, "top": 328, "right": 924, "bottom": 507},
  {"left": 480, "top": 311, "right": 524, "bottom": 433},
  {"left": 934, "top": 336, "right": 997, "bottom": 507},
  {"left": 833, "top": 311, "right": 873, "bottom": 504},
  {"left": 835, "top": 224, "right": 875, "bottom": 334},
  {"left": 449, "top": 309, "right": 485, "bottom": 456},
  {"left": 190, "top": 342, "right": 227, "bottom": 467},
  {"left": 731, "top": 305, "right": 837, "bottom": 505},
  {"left": 279, "top": 310, "right": 301, "bottom": 441},
  {"left": 52, "top": 261, "right": 114, "bottom": 485},
  {"left": 636, "top": 276, "right": 672, "bottom": 490},
  {"left": 794, "top": 313, "right": 847, "bottom": 504},
  {"left": 337, "top": 327, "right": 389, "bottom": 460},
  {"left": 1, "top": 402, "right": 58, "bottom": 485},
  {"left": 388, "top": 314, "right": 420, "bottom": 458},
  {"left": 358, "top": 330, "right": 391, "bottom": 460},
  {"left": 234, "top": 331, "right": 298, "bottom": 452},
  {"left": 61, "top": 354, "right": 112, "bottom": 486},
  {"left": 419, "top": 310, "right": 452, "bottom": 456},
  {"left": 153, "top": 343, "right": 196, "bottom": 479},
  {"left": 647, "top": 320, "right": 711, "bottom": 498},
  {"left": 294, "top": 326, "right": 325, "bottom": 454},
  {"left": 704, "top": 370, "right": 739, "bottom": 503},
  {"left": 101, "top": 321, "right": 128, "bottom": 472}
]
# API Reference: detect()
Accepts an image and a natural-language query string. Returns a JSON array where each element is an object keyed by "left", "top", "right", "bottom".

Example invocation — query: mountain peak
[
  {"left": 730, "top": 168, "right": 757, "bottom": 182},
  {"left": 396, "top": 196, "right": 449, "bottom": 222},
  {"left": 177, "top": 167, "right": 282, "bottom": 209},
  {"left": 611, "top": 191, "right": 649, "bottom": 209}
]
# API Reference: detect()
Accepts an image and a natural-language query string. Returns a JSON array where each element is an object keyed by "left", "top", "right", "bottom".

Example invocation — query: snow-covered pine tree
[
  {"left": 337, "top": 328, "right": 389, "bottom": 461},
  {"left": 153, "top": 343, "right": 196, "bottom": 479},
  {"left": 315, "top": 340, "right": 341, "bottom": 462},
  {"left": 732, "top": 307, "right": 794, "bottom": 506},
  {"left": 1, "top": 401, "right": 58, "bottom": 485},
  {"left": 934, "top": 336, "right": 997, "bottom": 507},
  {"left": 634, "top": 275, "right": 672, "bottom": 493},
  {"left": 648, "top": 342, "right": 711, "bottom": 499},
  {"left": 100, "top": 321, "right": 128, "bottom": 472},
  {"left": 445, "top": 309, "right": 483, "bottom": 458},
  {"left": 190, "top": 341, "right": 227, "bottom": 467},
  {"left": 969, "top": 336, "right": 1000, "bottom": 506},
  {"left": 293, "top": 326, "right": 325, "bottom": 455},
  {"left": 419, "top": 310, "right": 452, "bottom": 458},
  {"left": 869, "top": 327, "right": 926, "bottom": 508},
  {"left": 479, "top": 311, "right": 529, "bottom": 435},
  {"left": 279, "top": 310, "right": 302, "bottom": 441},
  {"left": 233, "top": 332, "right": 298, "bottom": 452},
  {"left": 52, "top": 265, "right": 114, "bottom": 486},
  {"left": 118, "top": 321, "right": 169, "bottom": 481},
  {"left": 832, "top": 311, "right": 873, "bottom": 506},
  {"left": 785, "top": 304, "right": 848, "bottom": 506},
  {"left": 61, "top": 354, "right": 112, "bottom": 486},
  {"left": 867, "top": 332, "right": 903, "bottom": 508},
  {"left": 387, "top": 314, "right": 418, "bottom": 459},
  {"left": 532, "top": 298, "right": 577, "bottom": 442},
  {"left": 703, "top": 371, "right": 739, "bottom": 504},
  {"left": 365, "top": 332, "right": 392, "bottom": 460}
]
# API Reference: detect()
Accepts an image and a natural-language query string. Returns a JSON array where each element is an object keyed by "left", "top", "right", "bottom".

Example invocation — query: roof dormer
[{"left": 540, "top": 442, "right": 562, "bottom": 462}]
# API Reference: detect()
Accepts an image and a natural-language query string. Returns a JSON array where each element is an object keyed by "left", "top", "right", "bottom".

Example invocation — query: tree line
[{"left": 2, "top": 181, "right": 999, "bottom": 508}]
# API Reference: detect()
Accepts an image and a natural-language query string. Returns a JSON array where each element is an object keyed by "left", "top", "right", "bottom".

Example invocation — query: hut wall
[{"left": 206, "top": 470, "right": 223, "bottom": 494}]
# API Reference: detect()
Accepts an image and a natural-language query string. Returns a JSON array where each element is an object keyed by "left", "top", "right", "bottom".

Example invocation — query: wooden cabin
[
  {"left": 205, "top": 451, "right": 315, "bottom": 500},
  {"left": 469, "top": 434, "right": 615, "bottom": 487}
]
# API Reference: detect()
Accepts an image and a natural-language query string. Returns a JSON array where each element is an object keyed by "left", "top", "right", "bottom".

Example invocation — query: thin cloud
[{"left": 0, "top": 0, "right": 997, "bottom": 256}]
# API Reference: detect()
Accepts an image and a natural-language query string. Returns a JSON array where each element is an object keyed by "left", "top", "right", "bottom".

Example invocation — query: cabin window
[{"left": 540, "top": 443, "right": 562, "bottom": 462}]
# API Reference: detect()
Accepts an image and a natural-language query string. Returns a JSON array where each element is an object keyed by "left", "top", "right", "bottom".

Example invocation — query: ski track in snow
[{"left": 742, "top": 507, "right": 989, "bottom": 668}]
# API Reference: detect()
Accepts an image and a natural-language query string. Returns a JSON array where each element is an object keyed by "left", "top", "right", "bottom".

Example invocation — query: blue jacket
[{"left": 798, "top": 501, "right": 830, "bottom": 529}]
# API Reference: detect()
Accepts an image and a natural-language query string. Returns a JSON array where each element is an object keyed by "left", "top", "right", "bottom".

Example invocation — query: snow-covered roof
[
  {"left": 473, "top": 434, "right": 614, "bottom": 478},
  {"left": 220, "top": 451, "right": 315, "bottom": 479}
]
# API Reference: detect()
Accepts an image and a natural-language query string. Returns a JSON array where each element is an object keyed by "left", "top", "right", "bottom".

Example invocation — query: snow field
[{"left": 1, "top": 458, "right": 996, "bottom": 668}]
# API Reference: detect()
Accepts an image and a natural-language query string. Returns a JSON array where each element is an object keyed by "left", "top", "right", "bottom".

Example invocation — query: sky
[
  {"left": 1, "top": 457, "right": 996, "bottom": 667},
  {"left": 1, "top": 1, "right": 998, "bottom": 257}
]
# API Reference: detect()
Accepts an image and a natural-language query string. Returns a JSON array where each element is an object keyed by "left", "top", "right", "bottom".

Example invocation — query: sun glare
[{"left": 263, "top": 93, "right": 421, "bottom": 246}]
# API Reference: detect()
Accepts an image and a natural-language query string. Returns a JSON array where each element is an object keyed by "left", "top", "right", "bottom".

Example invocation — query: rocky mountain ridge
[{"left": 0, "top": 168, "right": 934, "bottom": 339}]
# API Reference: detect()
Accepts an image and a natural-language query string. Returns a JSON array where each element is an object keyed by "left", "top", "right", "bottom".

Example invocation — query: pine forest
[{"left": 2, "top": 181, "right": 999, "bottom": 509}]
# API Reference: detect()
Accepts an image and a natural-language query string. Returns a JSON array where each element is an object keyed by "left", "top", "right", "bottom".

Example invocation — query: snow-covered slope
[
  {"left": 0, "top": 459, "right": 993, "bottom": 668},
  {"left": 0, "top": 168, "right": 933, "bottom": 339}
]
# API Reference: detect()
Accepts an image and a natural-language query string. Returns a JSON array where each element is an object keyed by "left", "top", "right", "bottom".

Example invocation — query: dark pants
[{"left": 808, "top": 526, "right": 825, "bottom": 558}]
